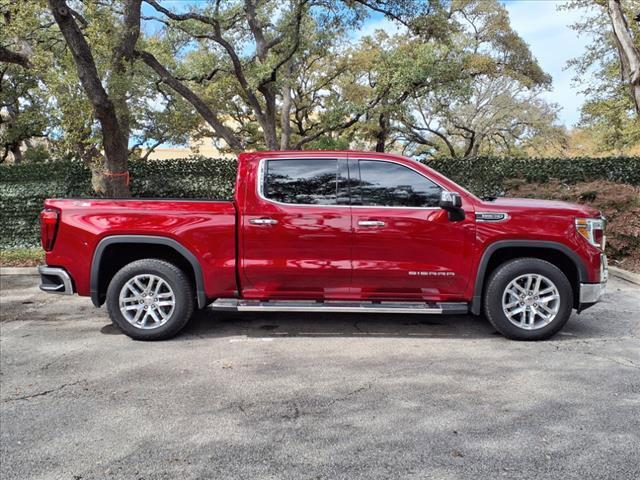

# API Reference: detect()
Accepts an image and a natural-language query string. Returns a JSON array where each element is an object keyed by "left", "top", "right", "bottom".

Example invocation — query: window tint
[
  {"left": 358, "top": 160, "right": 442, "bottom": 207},
  {"left": 264, "top": 159, "right": 345, "bottom": 205}
]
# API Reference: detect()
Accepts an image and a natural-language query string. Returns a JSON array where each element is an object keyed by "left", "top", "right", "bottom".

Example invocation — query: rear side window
[
  {"left": 263, "top": 159, "right": 347, "bottom": 205},
  {"left": 357, "top": 160, "right": 442, "bottom": 207}
]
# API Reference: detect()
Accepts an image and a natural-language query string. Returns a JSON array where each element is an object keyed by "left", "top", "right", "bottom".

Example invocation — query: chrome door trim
[
  {"left": 249, "top": 218, "right": 279, "bottom": 225},
  {"left": 358, "top": 220, "right": 386, "bottom": 227}
]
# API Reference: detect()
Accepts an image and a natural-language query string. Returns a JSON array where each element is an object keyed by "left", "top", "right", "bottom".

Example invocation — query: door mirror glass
[{"left": 439, "top": 191, "right": 462, "bottom": 210}]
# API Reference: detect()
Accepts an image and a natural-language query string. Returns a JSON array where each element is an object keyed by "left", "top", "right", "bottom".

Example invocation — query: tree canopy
[
  {"left": 562, "top": 0, "right": 640, "bottom": 154},
  {"left": 3, "top": 0, "right": 626, "bottom": 195}
]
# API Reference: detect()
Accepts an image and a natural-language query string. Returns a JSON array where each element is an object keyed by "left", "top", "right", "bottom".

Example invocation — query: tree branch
[
  {"left": 0, "top": 46, "right": 31, "bottom": 69},
  {"left": 137, "top": 49, "right": 243, "bottom": 150}
]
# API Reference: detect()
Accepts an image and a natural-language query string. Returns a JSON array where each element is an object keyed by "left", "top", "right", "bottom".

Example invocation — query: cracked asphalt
[{"left": 1, "top": 274, "right": 639, "bottom": 480}]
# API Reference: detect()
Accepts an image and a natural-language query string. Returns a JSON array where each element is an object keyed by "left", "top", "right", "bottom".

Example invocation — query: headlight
[{"left": 575, "top": 218, "right": 606, "bottom": 249}]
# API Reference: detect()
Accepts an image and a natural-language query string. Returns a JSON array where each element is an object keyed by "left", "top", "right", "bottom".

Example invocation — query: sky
[{"left": 501, "top": 0, "right": 592, "bottom": 127}]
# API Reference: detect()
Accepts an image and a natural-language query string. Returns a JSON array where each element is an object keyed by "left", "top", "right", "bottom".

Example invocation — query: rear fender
[{"left": 90, "top": 235, "right": 207, "bottom": 308}]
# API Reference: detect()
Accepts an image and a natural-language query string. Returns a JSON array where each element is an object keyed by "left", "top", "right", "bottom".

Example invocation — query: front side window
[
  {"left": 357, "top": 160, "right": 442, "bottom": 207},
  {"left": 263, "top": 159, "right": 345, "bottom": 205}
]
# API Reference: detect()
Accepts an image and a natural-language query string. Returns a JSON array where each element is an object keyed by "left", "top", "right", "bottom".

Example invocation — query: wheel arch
[
  {"left": 471, "top": 240, "right": 588, "bottom": 315},
  {"left": 90, "top": 235, "right": 207, "bottom": 309}
]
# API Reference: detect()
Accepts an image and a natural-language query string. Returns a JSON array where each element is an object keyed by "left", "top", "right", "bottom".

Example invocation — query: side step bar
[{"left": 210, "top": 299, "right": 468, "bottom": 315}]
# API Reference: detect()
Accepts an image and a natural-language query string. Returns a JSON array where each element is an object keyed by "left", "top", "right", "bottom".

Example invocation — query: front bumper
[
  {"left": 38, "top": 266, "right": 74, "bottom": 295},
  {"left": 578, "top": 254, "right": 607, "bottom": 310},
  {"left": 579, "top": 282, "right": 606, "bottom": 304}
]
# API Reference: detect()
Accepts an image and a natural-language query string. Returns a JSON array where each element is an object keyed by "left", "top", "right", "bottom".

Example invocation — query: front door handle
[
  {"left": 358, "top": 220, "right": 385, "bottom": 227},
  {"left": 249, "top": 218, "right": 278, "bottom": 225}
]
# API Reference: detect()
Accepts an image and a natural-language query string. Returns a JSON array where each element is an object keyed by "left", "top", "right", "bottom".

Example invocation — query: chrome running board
[{"left": 210, "top": 299, "right": 468, "bottom": 315}]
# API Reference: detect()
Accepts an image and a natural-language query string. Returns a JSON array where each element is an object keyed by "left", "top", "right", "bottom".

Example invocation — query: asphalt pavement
[{"left": 1, "top": 274, "right": 639, "bottom": 480}]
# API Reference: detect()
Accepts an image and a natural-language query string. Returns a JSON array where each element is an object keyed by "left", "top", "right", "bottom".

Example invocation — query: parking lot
[{"left": 1, "top": 273, "right": 639, "bottom": 480}]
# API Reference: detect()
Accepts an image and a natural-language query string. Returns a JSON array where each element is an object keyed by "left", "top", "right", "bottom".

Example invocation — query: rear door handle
[
  {"left": 358, "top": 220, "right": 385, "bottom": 227},
  {"left": 249, "top": 217, "right": 278, "bottom": 225}
]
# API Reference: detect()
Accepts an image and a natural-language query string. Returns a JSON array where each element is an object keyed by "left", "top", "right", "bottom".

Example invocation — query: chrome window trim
[
  {"left": 257, "top": 157, "right": 446, "bottom": 210},
  {"left": 257, "top": 157, "right": 347, "bottom": 208}
]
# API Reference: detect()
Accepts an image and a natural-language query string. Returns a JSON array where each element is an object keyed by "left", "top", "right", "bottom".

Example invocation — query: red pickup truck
[{"left": 38, "top": 151, "right": 607, "bottom": 341}]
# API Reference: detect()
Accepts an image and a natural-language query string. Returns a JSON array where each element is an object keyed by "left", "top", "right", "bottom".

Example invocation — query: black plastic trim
[
  {"left": 470, "top": 240, "right": 589, "bottom": 315},
  {"left": 90, "top": 235, "right": 207, "bottom": 309},
  {"left": 577, "top": 301, "right": 597, "bottom": 313}
]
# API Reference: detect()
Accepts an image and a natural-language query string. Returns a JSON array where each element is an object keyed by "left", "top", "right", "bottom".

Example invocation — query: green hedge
[
  {"left": 424, "top": 156, "right": 640, "bottom": 196},
  {"left": 1, "top": 155, "right": 639, "bottom": 247},
  {"left": 0, "top": 157, "right": 237, "bottom": 247}
]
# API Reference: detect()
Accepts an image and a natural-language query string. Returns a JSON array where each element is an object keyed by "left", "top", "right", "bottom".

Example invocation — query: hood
[{"left": 482, "top": 197, "right": 601, "bottom": 218}]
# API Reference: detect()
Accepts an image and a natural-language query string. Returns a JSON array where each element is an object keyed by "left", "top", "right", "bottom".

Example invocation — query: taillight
[{"left": 40, "top": 209, "right": 59, "bottom": 251}]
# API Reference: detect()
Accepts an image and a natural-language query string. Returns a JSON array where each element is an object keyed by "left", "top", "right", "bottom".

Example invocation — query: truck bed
[{"left": 43, "top": 198, "right": 238, "bottom": 301}]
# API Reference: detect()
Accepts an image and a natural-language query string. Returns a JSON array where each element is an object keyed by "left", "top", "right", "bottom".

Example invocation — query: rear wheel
[
  {"left": 484, "top": 258, "right": 573, "bottom": 340},
  {"left": 106, "top": 259, "right": 194, "bottom": 340}
]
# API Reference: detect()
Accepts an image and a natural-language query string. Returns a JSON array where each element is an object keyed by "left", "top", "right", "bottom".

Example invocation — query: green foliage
[
  {"left": 562, "top": 0, "right": 640, "bottom": 153},
  {"left": 0, "top": 157, "right": 237, "bottom": 247},
  {"left": 22, "top": 145, "right": 51, "bottom": 163},
  {"left": 127, "top": 156, "right": 236, "bottom": 199},
  {"left": 2, "top": 156, "right": 639, "bottom": 247},
  {"left": 0, "top": 246, "right": 44, "bottom": 267},
  {"left": 0, "top": 161, "right": 93, "bottom": 247},
  {"left": 423, "top": 156, "right": 640, "bottom": 196}
]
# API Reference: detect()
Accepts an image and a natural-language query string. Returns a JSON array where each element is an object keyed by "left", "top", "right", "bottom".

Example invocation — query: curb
[
  {"left": 0, "top": 267, "right": 39, "bottom": 276},
  {"left": 609, "top": 266, "right": 640, "bottom": 286}
]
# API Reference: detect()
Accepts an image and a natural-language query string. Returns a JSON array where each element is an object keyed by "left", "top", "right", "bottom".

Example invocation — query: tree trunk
[
  {"left": 375, "top": 112, "right": 388, "bottom": 152},
  {"left": 108, "top": 0, "right": 142, "bottom": 164},
  {"left": 75, "top": 142, "right": 108, "bottom": 195},
  {"left": 608, "top": 0, "right": 640, "bottom": 115},
  {"left": 469, "top": 136, "right": 482, "bottom": 158},
  {"left": 280, "top": 74, "right": 293, "bottom": 150},
  {"left": 260, "top": 88, "right": 279, "bottom": 150},
  {"left": 48, "top": 0, "right": 130, "bottom": 197},
  {"left": 9, "top": 143, "right": 22, "bottom": 164}
]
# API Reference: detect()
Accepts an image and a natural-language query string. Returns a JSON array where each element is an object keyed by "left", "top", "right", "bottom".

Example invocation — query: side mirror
[
  {"left": 439, "top": 191, "right": 462, "bottom": 210},
  {"left": 439, "top": 191, "right": 464, "bottom": 221}
]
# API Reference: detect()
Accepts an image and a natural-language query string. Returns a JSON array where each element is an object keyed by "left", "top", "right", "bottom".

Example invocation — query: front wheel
[
  {"left": 484, "top": 258, "right": 573, "bottom": 341},
  {"left": 106, "top": 259, "right": 195, "bottom": 340}
]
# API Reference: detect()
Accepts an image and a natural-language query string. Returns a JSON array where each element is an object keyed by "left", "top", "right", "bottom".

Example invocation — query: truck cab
[{"left": 38, "top": 151, "right": 608, "bottom": 341}]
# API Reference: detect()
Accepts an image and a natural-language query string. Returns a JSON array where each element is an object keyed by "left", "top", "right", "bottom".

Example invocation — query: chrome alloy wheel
[
  {"left": 119, "top": 274, "right": 175, "bottom": 329},
  {"left": 501, "top": 273, "right": 561, "bottom": 330}
]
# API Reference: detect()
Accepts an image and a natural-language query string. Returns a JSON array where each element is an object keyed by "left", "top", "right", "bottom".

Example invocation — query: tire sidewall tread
[
  {"left": 106, "top": 258, "right": 195, "bottom": 341},
  {"left": 484, "top": 257, "right": 573, "bottom": 341}
]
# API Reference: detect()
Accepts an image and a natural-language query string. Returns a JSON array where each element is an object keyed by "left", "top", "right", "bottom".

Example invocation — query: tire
[
  {"left": 106, "top": 259, "right": 195, "bottom": 340},
  {"left": 483, "top": 258, "right": 573, "bottom": 341}
]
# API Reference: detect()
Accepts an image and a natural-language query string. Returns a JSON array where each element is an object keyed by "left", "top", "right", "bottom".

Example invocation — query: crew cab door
[
  {"left": 239, "top": 157, "right": 352, "bottom": 299},
  {"left": 349, "top": 158, "right": 473, "bottom": 300}
]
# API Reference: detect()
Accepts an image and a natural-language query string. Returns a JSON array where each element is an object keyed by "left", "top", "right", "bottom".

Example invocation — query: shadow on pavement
[
  {"left": 176, "top": 308, "right": 501, "bottom": 340},
  {"left": 100, "top": 305, "right": 614, "bottom": 341}
]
